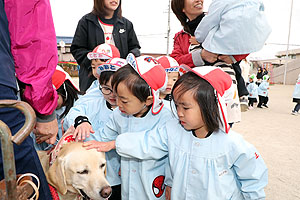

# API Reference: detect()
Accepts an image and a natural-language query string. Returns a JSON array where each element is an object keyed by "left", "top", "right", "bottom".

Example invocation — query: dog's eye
[
  {"left": 77, "top": 169, "right": 89, "bottom": 174},
  {"left": 100, "top": 163, "right": 106, "bottom": 168}
]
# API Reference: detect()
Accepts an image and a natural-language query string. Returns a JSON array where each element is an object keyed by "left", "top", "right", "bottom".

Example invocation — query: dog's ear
[{"left": 47, "top": 157, "right": 67, "bottom": 195}]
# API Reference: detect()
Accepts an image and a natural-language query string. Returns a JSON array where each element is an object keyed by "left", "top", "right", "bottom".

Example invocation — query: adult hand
[
  {"left": 218, "top": 55, "right": 233, "bottom": 64},
  {"left": 73, "top": 122, "right": 95, "bottom": 141},
  {"left": 201, "top": 49, "right": 218, "bottom": 63},
  {"left": 33, "top": 118, "right": 58, "bottom": 144}
]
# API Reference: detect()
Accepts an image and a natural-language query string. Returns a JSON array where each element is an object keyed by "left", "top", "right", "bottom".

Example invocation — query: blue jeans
[{"left": 0, "top": 84, "right": 52, "bottom": 199}]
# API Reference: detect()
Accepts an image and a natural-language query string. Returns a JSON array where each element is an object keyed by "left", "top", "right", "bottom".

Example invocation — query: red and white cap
[
  {"left": 126, "top": 53, "right": 167, "bottom": 114},
  {"left": 157, "top": 56, "right": 180, "bottom": 73},
  {"left": 179, "top": 64, "right": 233, "bottom": 133},
  {"left": 87, "top": 43, "right": 120, "bottom": 60},
  {"left": 96, "top": 58, "right": 127, "bottom": 75},
  {"left": 52, "top": 65, "right": 79, "bottom": 91}
]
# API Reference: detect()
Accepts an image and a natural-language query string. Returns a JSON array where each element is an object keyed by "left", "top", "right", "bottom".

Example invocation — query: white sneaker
[{"left": 291, "top": 111, "right": 298, "bottom": 115}]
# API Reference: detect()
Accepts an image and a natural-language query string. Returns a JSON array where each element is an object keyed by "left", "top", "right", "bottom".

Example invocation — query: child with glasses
[
  {"left": 86, "top": 43, "right": 120, "bottom": 93},
  {"left": 63, "top": 58, "right": 127, "bottom": 200}
]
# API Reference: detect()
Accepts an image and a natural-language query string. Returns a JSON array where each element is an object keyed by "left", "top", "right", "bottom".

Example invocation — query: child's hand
[
  {"left": 201, "top": 49, "right": 218, "bottom": 63},
  {"left": 73, "top": 122, "right": 95, "bottom": 141},
  {"left": 165, "top": 186, "right": 171, "bottom": 200},
  {"left": 189, "top": 36, "right": 200, "bottom": 45},
  {"left": 83, "top": 140, "right": 115, "bottom": 152}
]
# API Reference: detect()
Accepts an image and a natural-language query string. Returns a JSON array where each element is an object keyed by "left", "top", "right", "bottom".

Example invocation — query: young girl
[
  {"left": 194, "top": 0, "right": 271, "bottom": 63},
  {"left": 86, "top": 43, "right": 120, "bottom": 92},
  {"left": 157, "top": 56, "right": 180, "bottom": 110},
  {"left": 71, "top": 0, "right": 140, "bottom": 91},
  {"left": 114, "top": 65, "right": 268, "bottom": 200},
  {"left": 247, "top": 74, "right": 258, "bottom": 109},
  {"left": 31, "top": 66, "right": 82, "bottom": 150},
  {"left": 291, "top": 74, "right": 300, "bottom": 115},
  {"left": 63, "top": 58, "right": 127, "bottom": 200},
  {"left": 82, "top": 54, "right": 174, "bottom": 200},
  {"left": 257, "top": 75, "right": 270, "bottom": 108}
]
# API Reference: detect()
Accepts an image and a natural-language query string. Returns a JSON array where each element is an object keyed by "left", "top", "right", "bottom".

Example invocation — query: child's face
[
  {"left": 116, "top": 81, "right": 152, "bottom": 117},
  {"left": 249, "top": 78, "right": 253, "bottom": 83},
  {"left": 91, "top": 59, "right": 107, "bottom": 79},
  {"left": 161, "top": 72, "right": 179, "bottom": 95},
  {"left": 173, "top": 88, "right": 206, "bottom": 135},
  {"left": 101, "top": 77, "right": 117, "bottom": 107}
]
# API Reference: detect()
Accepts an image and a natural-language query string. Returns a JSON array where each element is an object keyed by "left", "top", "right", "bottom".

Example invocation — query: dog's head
[{"left": 47, "top": 142, "right": 111, "bottom": 199}]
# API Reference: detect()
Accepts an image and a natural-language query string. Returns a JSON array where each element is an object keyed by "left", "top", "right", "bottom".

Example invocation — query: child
[
  {"left": 86, "top": 43, "right": 120, "bottom": 92},
  {"left": 115, "top": 65, "right": 268, "bottom": 200},
  {"left": 291, "top": 74, "right": 300, "bottom": 115},
  {"left": 247, "top": 74, "right": 258, "bottom": 109},
  {"left": 157, "top": 56, "right": 180, "bottom": 110},
  {"left": 257, "top": 74, "right": 270, "bottom": 108},
  {"left": 31, "top": 66, "right": 82, "bottom": 150},
  {"left": 64, "top": 58, "right": 127, "bottom": 200},
  {"left": 194, "top": 0, "right": 271, "bottom": 63},
  {"left": 82, "top": 54, "right": 174, "bottom": 200}
]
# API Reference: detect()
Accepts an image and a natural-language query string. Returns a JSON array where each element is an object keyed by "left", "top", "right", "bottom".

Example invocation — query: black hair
[
  {"left": 56, "top": 80, "right": 84, "bottom": 119},
  {"left": 99, "top": 71, "right": 115, "bottom": 85},
  {"left": 171, "top": 72, "right": 221, "bottom": 132},
  {"left": 92, "top": 0, "right": 122, "bottom": 19},
  {"left": 111, "top": 64, "right": 150, "bottom": 102}
]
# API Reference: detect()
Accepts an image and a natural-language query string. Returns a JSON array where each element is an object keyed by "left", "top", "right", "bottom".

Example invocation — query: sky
[{"left": 50, "top": 0, "right": 300, "bottom": 60}]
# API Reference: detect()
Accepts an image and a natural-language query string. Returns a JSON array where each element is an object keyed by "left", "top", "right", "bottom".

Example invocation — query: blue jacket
[
  {"left": 247, "top": 82, "right": 258, "bottom": 99},
  {"left": 116, "top": 119, "right": 268, "bottom": 200},
  {"left": 195, "top": 0, "right": 271, "bottom": 55},
  {"left": 292, "top": 78, "right": 300, "bottom": 99},
  {"left": 258, "top": 81, "right": 269, "bottom": 97},
  {"left": 101, "top": 107, "right": 173, "bottom": 200},
  {"left": 63, "top": 89, "right": 121, "bottom": 186}
]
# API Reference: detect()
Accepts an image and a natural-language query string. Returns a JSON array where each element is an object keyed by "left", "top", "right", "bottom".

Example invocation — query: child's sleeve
[
  {"left": 195, "top": 1, "right": 227, "bottom": 43},
  {"left": 63, "top": 100, "right": 90, "bottom": 128},
  {"left": 115, "top": 125, "right": 169, "bottom": 160},
  {"left": 231, "top": 135, "right": 268, "bottom": 199},
  {"left": 99, "top": 113, "right": 120, "bottom": 142}
]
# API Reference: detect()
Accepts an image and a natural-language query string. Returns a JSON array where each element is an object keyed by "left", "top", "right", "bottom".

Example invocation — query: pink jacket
[{"left": 4, "top": 0, "right": 58, "bottom": 116}]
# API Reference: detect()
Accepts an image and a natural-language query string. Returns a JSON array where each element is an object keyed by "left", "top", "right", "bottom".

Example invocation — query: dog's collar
[{"left": 48, "top": 131, "right": 75, "bottom": 166}]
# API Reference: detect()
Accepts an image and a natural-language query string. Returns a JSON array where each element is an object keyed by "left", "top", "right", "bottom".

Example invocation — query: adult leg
[{"left": 0, "top": 85, "right": 52, "bottom": 200}]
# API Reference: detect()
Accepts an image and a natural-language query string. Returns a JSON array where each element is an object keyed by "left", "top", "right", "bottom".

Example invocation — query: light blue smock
[
  {"left": 63, "top": 90, "right": 121, "bottom": 186},
  {"left": 86, "top": 79, "right": 99, "bottom": 93},
  {"left": 247, "top": 82, "right": 258, "bottom": 99},
  {"left": 101, "top": 107, "right": 174, "bottom": 200},
  {"left": 116, "top": 119, "right": 268, "bottom": 200},
  {"left": 258, "top": 81, "right": 269, "bottom": 97},
  {"left": 292, "top": 78, "right": 300, "bottom": 99},
  {"left": 195, "top": 0, "right": 271, "bottom": 55}
]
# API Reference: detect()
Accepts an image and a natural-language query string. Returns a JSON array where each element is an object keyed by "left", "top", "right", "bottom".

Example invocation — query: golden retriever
[{"left": 38, "top": 142, "right": 111, "bottom": 200}]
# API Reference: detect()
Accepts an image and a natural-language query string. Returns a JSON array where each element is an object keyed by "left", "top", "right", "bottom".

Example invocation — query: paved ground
[{"left": 232, "top": 84, "right": 300, "bottom": 200}]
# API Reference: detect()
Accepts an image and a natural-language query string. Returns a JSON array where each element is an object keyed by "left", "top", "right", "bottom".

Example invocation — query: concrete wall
[{"left": 272, "top": 59, "right": 300, "bottom": 85}]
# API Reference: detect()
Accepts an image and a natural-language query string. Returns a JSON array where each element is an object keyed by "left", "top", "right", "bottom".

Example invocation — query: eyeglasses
[
  {"left": 100, "top": 59, "right": 109, "bottom": 62},
  {"left": 99, "top": 85, "right": 113, "bottom": 95}
]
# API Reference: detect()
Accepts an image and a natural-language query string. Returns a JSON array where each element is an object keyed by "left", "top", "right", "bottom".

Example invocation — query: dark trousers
[
  {"left": 0, "top": 84, "right": 52, "bottom": 200},
  {"left": 258, "top": 95, "right": 268, "bottom": 107},
  {"left": 293, "top": 103, "right": 300, "bottom": 112},
  {"left": 248, "top": 97, "right": 257, "bottom": 107},
  {"left": 110, "top": 184, "right": 121, "bottom": 200},
  {"left": 232, "top": 62, "right": 249, "bottom": 97}
]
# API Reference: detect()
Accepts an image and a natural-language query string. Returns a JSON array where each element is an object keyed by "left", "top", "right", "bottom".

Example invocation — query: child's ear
[{"left": 145, "top": 96, "right": 153, "bottom": 106}]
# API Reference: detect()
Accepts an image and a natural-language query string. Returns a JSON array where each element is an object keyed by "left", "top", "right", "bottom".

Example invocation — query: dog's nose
[{"left": 100, "top": 185, "right": 112, "bottom": 198}]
